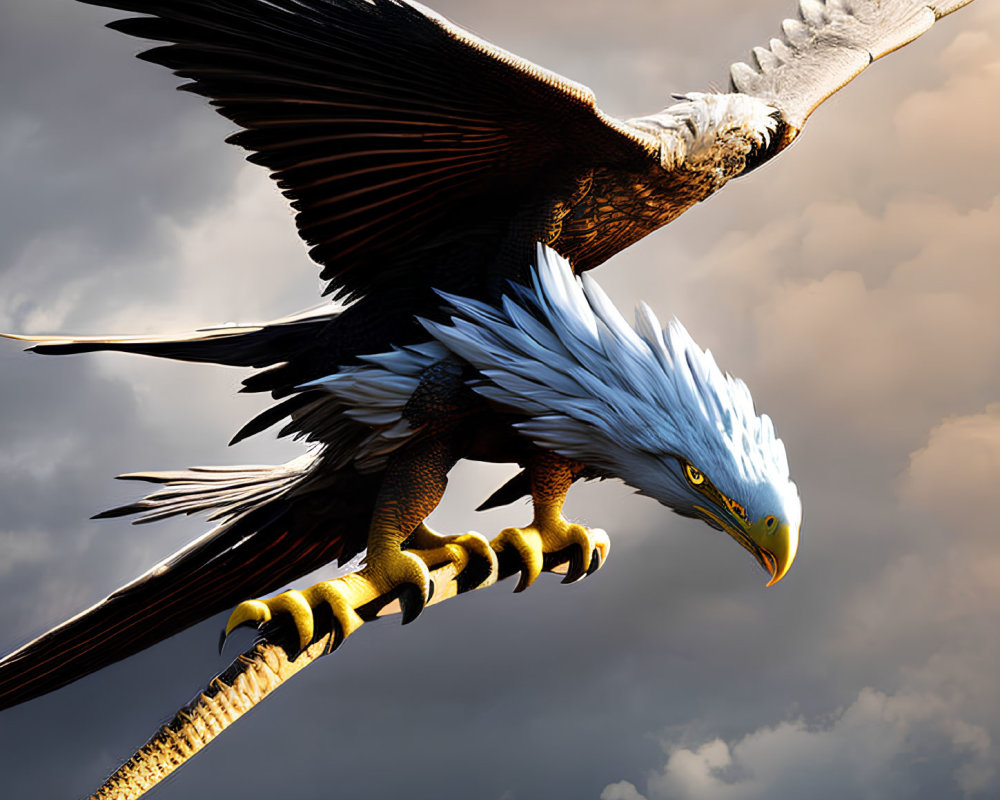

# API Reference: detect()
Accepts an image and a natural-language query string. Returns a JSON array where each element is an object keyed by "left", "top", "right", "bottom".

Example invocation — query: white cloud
[
  {"left": 835, "top": 406, "right": 1000, "bottom": 655},
  {"left": 604, "top": 398, "right": 1000, "bottom": 800},
  {"left": 607, "top": 684, "right": 995, "bottom": 800},
  {"left": 901, "top": 404, "right": 1000, "bottom": 523},
  {"left": 602, "top": 780, "right": 648, "bottom": 800}
]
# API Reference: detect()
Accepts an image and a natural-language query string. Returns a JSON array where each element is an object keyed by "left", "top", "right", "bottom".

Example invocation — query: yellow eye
[{"left": 685, "top": 464, "right": 705, "bottom": 486}]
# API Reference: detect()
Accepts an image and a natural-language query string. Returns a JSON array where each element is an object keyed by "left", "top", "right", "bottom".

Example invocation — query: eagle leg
[
  {"left": 224, "top": 435, "right": 495, "bottom": 651},
  {"left": 491, "top": 452, "right": 610, "bottom": 592}
]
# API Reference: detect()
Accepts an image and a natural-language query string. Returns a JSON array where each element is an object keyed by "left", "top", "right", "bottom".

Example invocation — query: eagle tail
[
  {"left": 1, "top": 305, "right": 339, "bottom": 372},
  {"left": 2, "top": 305, "right": 345, "bottom": 438}
]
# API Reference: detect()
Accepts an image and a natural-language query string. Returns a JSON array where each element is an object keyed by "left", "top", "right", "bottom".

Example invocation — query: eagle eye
[{"left": 684, "top": 464, "right": 705, "bottom": 486}]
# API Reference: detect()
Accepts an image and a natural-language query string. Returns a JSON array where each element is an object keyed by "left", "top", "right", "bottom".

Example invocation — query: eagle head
[{"left": 425, "top": 244, "right": 801, "bottom": 585}]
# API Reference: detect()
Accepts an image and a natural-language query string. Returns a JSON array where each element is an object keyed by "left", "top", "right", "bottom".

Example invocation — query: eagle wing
[
  {"left": 76, "top": 0, "right": 976, "bottom": 302},
  {"left": 731, "top": 0, "right": 975, "bottom": 141},
  {"left": 80, "top": 0, "right": 658, "bottom": 301}
]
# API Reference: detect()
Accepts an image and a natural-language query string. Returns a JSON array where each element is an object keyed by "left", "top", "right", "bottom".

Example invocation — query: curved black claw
[
  {"left": 558, "top": 544, "right": 588, "bottom": 584},
  {"left": 399, "top": 581, "right": 430, "bottom": 625},
  {"left": 586, "top": 547, "right": 604, "bottom": 576}
]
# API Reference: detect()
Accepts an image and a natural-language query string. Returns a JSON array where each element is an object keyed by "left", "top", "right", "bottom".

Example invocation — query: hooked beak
[
  {"left": 694, "top": 506, "right": 800, "bottom": 586},
  {"left": 747, "top": 519, "right": 798, "bottom": 587}
]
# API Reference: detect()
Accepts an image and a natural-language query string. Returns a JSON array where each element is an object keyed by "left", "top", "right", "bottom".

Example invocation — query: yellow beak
[{"left": 747, "top": 519, "right": 798, "bottom": 587}]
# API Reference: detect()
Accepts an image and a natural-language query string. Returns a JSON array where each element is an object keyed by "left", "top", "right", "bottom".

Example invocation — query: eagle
[
  {"left": 0, "top": 0, "right": 976, "bottom": 795},
  {"left": 11, "top": 245, "right": 803, "bottom": 799}
]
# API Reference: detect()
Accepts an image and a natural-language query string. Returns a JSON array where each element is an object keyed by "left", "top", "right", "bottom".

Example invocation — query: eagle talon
[
  {"left": 360, "top": 547, "right": 433, "bottom": 623},
  {"left": 224, "top": 599, "right": 273, "bottom": 643},
  {"left": 398, "top": 583, "right": 427, "bottom": 625},
  {"left": 492, "top": 526, "right": 544, "bottom": 592},
  {"left": 492, "top": 520, "right": 608, "bottom": 591},
  {"left": 513, "top": 571, "right": 534, "bottom": 594},
  {"left": 404, "top": 525, "right": 499, "bottom": 592},
  {"left": 588, "top": 528, "right": 610, "bottom": 575},
  {"left": 445, "top": 532, "right": 499, "bottom": 590},
  {"left": 560, "top": 523, "right": 595, "bottom": 577},
  {"left": 300, "top": 582, "right": 365, "bottom": 647},
  {"left": 221, "top": 545, "right": 439, "bottom": 656},
  {"left": 224, "top": 591, "right": 316, "bottom": 651},
  {"left": 559, "top": 546, "right": 587, "bottom": 584}
]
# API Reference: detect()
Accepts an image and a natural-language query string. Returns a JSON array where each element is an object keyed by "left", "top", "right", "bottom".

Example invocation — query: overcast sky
[{"left": 2, "top": 1, "right": 999, "bottom": 798}]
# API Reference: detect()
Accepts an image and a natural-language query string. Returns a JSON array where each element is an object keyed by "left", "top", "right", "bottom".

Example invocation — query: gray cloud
[
  {"left": 2, "top": 1, "right": 998, "bottom": 799},
  {"left": 614, "top": 685, "right": 993, "bottom": 800}
]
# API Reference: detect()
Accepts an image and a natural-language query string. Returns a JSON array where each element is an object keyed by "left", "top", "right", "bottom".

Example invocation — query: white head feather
[{"left": 423, "top": 244, "right": 801, "bottom": 530}]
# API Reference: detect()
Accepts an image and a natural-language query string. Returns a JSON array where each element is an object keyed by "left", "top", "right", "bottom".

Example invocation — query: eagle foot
[
  {"left": 491, "top": 518, "right": 610, "bottom": 593},
  {"left": 404, "top": 523, "right": 499, "bottom": 594},
  {"left": 224, "top": 581, "right": 365, "bottom": 656},
  {"left": 224, "top": 547, "right": 431, "bottom": 654},
  {"left": 223, "top": 528, "right": 503, "bottom": 654}
]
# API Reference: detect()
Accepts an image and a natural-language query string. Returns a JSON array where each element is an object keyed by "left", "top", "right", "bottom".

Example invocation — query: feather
[
  {"left": 729, "top": 0, "right": 975, "bottom": 131},
  {"left": 76, "top": 0, "right": 656, "bottom": 301},
  {"left": 0, "top": 454, "right": 379, "bottom": 711},
  {"left": 422, "top": 246, "right": 800, "bottom": 523}
]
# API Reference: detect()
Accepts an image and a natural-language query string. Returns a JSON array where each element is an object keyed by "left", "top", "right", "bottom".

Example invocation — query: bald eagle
[
  {"left": 0, "top": 0, "right": 976, "bottom": 795},
  {"left": 3, "top": 245, "right": 802, "bottom": 798}
]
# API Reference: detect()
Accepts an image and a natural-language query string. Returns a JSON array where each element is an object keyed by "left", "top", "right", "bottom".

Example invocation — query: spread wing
[
  {"left": 80, "top": 0, "right": 657, "bottom": 301},
  {"left": 76, "top": 0, "right": 976, "bottom": 302},
  {"left": 731, "top": 0, "right": 975, "bottom": 141}
]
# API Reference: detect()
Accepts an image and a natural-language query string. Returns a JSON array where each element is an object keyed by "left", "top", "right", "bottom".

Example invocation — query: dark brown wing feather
[
  {"left": 79, "top": 0, "right": 656, "bottom": 301},
  {"left": 0, "top": 464, "right": 379, "bottom": 710}
]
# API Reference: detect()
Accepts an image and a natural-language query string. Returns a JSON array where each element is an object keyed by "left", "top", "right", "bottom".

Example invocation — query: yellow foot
[
  {"left": 224, "top": 527, "right": 503, "bottom": 654},
  {"left": 224, "top": 582, "right": 366, "bottom": 654},
  {"left": 491, "top": 516, "right": 610, "bottom": 593},
  {"left": 225, "top": 547, "right": 430, "bottom": 654},
  {"left": 405, "top": 523, "right": 499, "bottom": 593}
]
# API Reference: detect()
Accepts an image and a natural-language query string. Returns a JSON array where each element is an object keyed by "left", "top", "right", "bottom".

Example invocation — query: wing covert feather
[{"left": 80, "top": 0, "right": 657, "bottom": 300}]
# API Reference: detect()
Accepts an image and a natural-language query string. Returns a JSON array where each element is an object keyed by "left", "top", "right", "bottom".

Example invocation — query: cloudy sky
[{"left": 2, "top": 1, "right": 999, "bottom": 798}]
